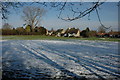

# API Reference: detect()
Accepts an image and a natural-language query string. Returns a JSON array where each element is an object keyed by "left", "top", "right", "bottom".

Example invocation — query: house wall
[
  {"left": 46, "top": 30, "right": 49, "bottom": 35},
  {"left": 48, "top": 32, "right": 53, "bottom": 36},
  {"left": 56, "top": 33, "right": 61, "bottom": 37},
  {"left": 61, "top": 30, "right": 65, "bottom": 34},
  {"left": 75, "top": 30, "right": 80, "bottom": 37}
]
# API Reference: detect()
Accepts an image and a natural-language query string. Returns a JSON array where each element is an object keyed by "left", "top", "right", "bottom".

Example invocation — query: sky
[{"left": 2, "top": 2, "right": 119, "bottom": 31}]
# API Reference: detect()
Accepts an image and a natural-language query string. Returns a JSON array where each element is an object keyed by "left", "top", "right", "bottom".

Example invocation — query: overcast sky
[{"left": 2, "top": 2, "right": 119, "bottom": 31}]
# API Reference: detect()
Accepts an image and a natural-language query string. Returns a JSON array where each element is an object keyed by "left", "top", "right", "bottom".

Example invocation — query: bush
[{"left": 2, "top": 25, "right": 47, "bottom": 35}]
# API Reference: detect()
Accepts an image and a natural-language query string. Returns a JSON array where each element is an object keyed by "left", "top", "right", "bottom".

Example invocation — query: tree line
[{"left": 1, "top": 23, "right": 47, "bottom": 35}]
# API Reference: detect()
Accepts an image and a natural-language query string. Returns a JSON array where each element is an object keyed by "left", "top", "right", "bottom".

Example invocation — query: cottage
[
  {"left": 96, "top": 33, "right": 110, "bottom": 37},
  {"left": 55, "top": 29, "right": 65, "bottom": 37},
  {"left": 34, "top": 26, "right": 47, "bottom": 35},
  {"left": 47, "top": 31, "right": 53, "bottom": 36},
  {"left": 64, "top": 28, "right": 80, "bottom": 37}
]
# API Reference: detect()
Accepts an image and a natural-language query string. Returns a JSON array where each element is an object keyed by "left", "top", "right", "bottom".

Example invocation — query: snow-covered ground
[{"left": 1, "top": 40, "right": 120, "bottom": 79}]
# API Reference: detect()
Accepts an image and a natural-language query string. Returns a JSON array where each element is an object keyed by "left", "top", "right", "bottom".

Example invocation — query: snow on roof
[{"left": 65, "top": 28, "right": 80, "bottom": 34}]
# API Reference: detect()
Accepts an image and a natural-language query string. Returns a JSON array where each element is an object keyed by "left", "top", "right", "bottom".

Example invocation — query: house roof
[
  {"left": 108, "top": 31, "right": 120, "bottom": 35},
  {"left": 65, "top": 28, "right": 80, "bottom": 34},
  {"left": 52, "top": 29, "right": 64, "bottom": 35},
  {"left": 35, "top": 26, "right": 47, "bottom": 30},
  {"left": 97, "top": 33, "right": 106, "bottom": 36},
  {"left": 56, "top": 29, "right": 64, "bottom": 33}
]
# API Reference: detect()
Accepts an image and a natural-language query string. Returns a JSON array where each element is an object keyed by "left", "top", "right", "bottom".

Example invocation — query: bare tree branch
[
  {"left": 61, "top": 2, "right": 104, "bottom": 21},
  {"left": 1, "top": 1, "right": 112, "bottom": 29},
  {"left": 96, "top": 8, "right": 111, "bottom": 29},
  {"left": 1, "top": 2, "right": 24, "bottom": 19}
]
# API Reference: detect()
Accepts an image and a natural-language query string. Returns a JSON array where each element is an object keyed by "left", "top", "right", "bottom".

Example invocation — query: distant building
[
  {"left": 55, "top": 29, "right": 65, "bottom": 37},
  {"left": 97, "top": 33, "right": 106, "bottom": 37},
  {"left": 64, "top": 28, "right": 80, "bottom": 37},
  {"left": 47, "top": 31, "right": 53, "bottom": 36},
  {"left": 47, "top": 27, "right": 58, "bottom": 36},
  {"left": 96, "top": 33, "right": 109, "bottom": 37},
  {"left": 34, "top": 26, "right": 47, "bottom": 35},
  {"left": 108, "top": 31, "right": 120, "bottom": 38},
  {"left": 97, "top": 31, "right": 120, "bottom": 38}
]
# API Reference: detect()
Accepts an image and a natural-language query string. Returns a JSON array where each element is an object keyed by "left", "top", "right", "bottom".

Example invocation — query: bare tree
[
  {"left": 2, "top": 23, "right": 12, "bottom": 29},
  {"left": 22, "top": 6, "right": 46, "bottom": 32},
  {"left": 98, "top": 26, "right": 106, "bottom": 33}
]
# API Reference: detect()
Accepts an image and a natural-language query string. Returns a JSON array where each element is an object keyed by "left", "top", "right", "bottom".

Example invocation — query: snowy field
[{"left": 1, "top": 40, "right": 120, "bottom": 80}]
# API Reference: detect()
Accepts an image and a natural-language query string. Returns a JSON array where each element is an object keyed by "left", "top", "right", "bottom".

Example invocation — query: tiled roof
[{"left": 65, "top": 28, "right": 79, "bottom": 34}]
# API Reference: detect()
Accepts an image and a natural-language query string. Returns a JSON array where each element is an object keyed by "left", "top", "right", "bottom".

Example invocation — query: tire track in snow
[
  {"left": 7, "top": 42, "right": 119, "bottom": 79},
  {"left": 48, "top": 47, "right": 120, "bottom": 77},
  {"left": 23, "top": 40, "right": 116, "bottom": 79},
  {"left": 20, "top": 42, "right": 85, "bottom": 79},
  {"left": 30, "top": 40, "right": 120, "bottom": 78},
  {"left": 23, "top": 41, "right": 106, "bottom": 79},
  {"left": 3, "top": 40, "right": 119, "bottom": 79},
  {"left": 31, "top": 40, "right": 119, "bottom": 72},
  {"left": 2, "top": 41, "right": 38, "bottom": 78},
  {"left": 57, "top": 50, "right": 120, "bottom": 78},
  {"left": 39, "top": 40, "right": 119, "bottom": 62}
]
